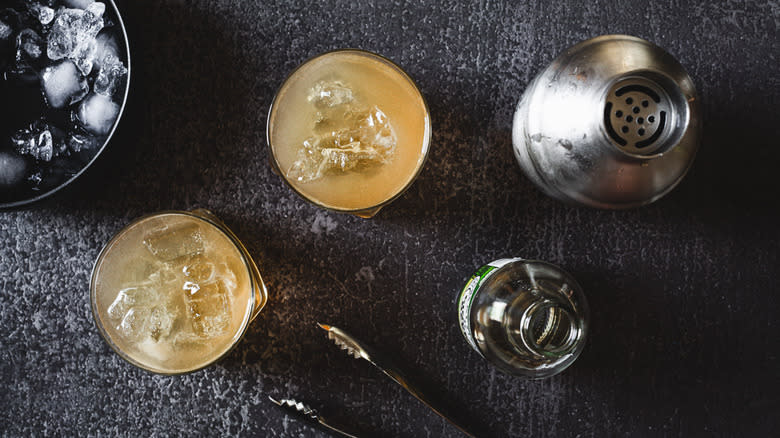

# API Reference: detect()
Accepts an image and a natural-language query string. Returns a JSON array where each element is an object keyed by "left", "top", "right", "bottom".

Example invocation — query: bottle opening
[{"left": 522, "top": 300, "right": 578, "bottom": 356}]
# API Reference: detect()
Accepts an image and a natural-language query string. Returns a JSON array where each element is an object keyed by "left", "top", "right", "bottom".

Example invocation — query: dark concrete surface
[{"left": 2, "top": 0, "right": 779, "bottom": 436}]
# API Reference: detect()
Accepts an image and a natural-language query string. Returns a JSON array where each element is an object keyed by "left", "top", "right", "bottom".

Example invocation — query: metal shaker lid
[{"left": 512, "top": 35, "right": 701, "bottom": 208}]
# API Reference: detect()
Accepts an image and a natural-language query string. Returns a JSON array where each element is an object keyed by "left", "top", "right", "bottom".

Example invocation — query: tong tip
[{"left": 317, "top": 322, "right": 331, "bottom": 331}]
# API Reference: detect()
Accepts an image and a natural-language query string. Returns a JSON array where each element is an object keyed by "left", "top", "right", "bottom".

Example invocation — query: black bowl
[{"left": 0, "top": 0, "right": 130, "bottom": 208}]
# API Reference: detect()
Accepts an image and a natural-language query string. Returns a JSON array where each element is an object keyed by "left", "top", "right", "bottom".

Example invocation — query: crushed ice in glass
[
  {"left": 142, "top": 223, "right": 205, "bottom": 261},
  {"left": 0, "top": 1, "right": 127, "bottom": 202},
  {"left": 107, "top": 285, "right": 158, "bottom": 320},
  {"left": 181, "top": 254, "right": 216, "bottom": 283},
  {"left": 286, "top": 81, "right": 397, "bottom": 183},
  {"left": 183, "top": 280, "right": 231, "bottom": 338},
  {"left": 308, "top": 80, "right": 354, "bottom": 108},
  {"left": 107, "top": 223, "right": 239, "bottom": 346}
]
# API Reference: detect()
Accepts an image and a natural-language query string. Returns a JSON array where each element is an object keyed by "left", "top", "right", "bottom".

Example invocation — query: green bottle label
[{"left": 457, "top": 258, "right": 520, "bottom": 355}]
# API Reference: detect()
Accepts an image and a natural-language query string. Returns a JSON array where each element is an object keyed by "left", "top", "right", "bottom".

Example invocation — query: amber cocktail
[
  {"left": 90, "top": 210, "right": 267, "bottom": 374},
  {"left": 267, "top": 49, "right": 431, "bottom": 217}
]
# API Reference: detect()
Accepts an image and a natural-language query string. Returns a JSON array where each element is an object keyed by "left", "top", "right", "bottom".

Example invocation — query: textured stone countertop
[{"left": 1, "top": 1, "right": 778, "bottom": 436}]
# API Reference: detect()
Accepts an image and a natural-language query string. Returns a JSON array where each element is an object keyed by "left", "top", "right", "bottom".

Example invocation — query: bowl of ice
[{"left": 0, "top": 0, "right": 129, "bottom": 207}]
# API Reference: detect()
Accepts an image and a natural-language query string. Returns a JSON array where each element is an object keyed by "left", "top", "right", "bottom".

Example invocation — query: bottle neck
[{"left": 510, "top": 298, "right": 581, "bottom": 358}]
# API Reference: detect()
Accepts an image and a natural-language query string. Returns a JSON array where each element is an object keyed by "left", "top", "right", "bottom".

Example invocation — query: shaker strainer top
[
  {"left": 603, "top": 74, "right": 687, "bottom": 156},
  {"left": 512, "top": 34, "right": 701, "bottom": 209}
]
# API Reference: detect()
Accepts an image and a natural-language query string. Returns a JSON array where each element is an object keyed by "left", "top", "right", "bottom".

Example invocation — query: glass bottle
[{"left": 457, "top": 258, "right": 589, "bottom": 378}]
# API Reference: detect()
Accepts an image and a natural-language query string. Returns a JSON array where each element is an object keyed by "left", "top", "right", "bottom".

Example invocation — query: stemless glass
[
  {"left": 266, "top": 49, "right": 432, "bottom": 218},
  {"left": 90, "top": 209, "right": 267, "bottom": 375}
]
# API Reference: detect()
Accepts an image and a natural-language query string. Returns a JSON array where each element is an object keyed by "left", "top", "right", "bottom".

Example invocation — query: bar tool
[
  {"left": 268, "top": 396, "right": 359, "bottom": 438},
  {"left": 319, "top": 323, "right": 479, "bottom": 438},
  {"left": 512, "top": 34, "right": 701, "bottom": 208}
]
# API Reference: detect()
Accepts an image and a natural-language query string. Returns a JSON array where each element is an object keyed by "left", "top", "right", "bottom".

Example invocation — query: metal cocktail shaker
[{"left": 512, "top": 35, "right": 701, "bottom": 209}]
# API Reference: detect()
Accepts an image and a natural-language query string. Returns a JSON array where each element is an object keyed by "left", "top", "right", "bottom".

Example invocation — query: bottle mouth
[{"left": 518, "top": 299, "right": 580, "bottom": 357}]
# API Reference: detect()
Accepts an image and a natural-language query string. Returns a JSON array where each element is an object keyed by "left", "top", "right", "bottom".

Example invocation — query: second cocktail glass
[
  {"left": 91, "top": 209, "right": 268, "bottom": 375},
  {"left": 266, "top": 49, "right": 431, "bottom": 218}
]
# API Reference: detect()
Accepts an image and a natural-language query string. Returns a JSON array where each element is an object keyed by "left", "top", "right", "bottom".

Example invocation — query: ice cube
[
  {"left": 218, "top": 263, "right": 238, "bottom": 291},
  {"left": 142, "top": 223, "right": 205, "bottom": 261},
  {"left": 183, "top": 280, "right": 231, "bottom": 338},
  {"left": 76, "top": 93, "right": 120, "bottom": 135},
  {"left": 157, "top": 268, "right": 180, "bottom": 286},
  {"left": 27, "top": 171, "right": 42, "bottom": 186},
  {"left": 0, "top": 19, "right": 13, "bottom": 40},
  {"left": 308, "top": 81, "right": 354, "bottom": 108},
  {"left": 146, "top": 306, "right": 173, "bottom": 341},
  {"left": 93, "top": 54, "right": 127, "bottom": 97},
  {"left": 11, "top": 120, "right": 54, "bottom": 161},
  {"left": 106, "top": 285, "right": 159, "bottom": 320},
  {"left": 48, "top": 125, "right": 69, "bottom": 156},
  {"left": 183, "top": 281, "right": 200, "bottom": 295},
  {"left": 92, "top": 30, "right": 119, "bottom": 71},
  {"left": 180, "top": 254, "right": 216, "bottom": 283},
  {"left": 47, "top": 6, "right": 103, "bottom": 64},
  {"left": 41, "top": 60, "right": 89, "bottom": 109},
  {"left": 72, "top": 36, "right": 97, "bottom": 75},
  {"left": 114, "top": 304, "right": 171, "bottom": 342},
  {"left": 63, "top": 0, "right": 95, "bottom": 9},
  {"left": 31, "top": 4, "right": 55, "bottom": 25},
  {"left": 116, "top": 307, "right": 148, "bottom": 341},
  {"left": 286, "top": 100, "right": 398, "bottom": 183},
  {"left": 0, "top": 151, "right": 27, "bottom": 188},
  {"left": 47, "top": 9, "right": 83, "bottom": 60},
  {"left": 86, "top": 2, "right": 106, "bottom": 18},
  {"left": 16, "top": 29, "right": 43, "bottom": 61},
  {"left": 66, "top": 133, "right": 100, "bottom": 152}
]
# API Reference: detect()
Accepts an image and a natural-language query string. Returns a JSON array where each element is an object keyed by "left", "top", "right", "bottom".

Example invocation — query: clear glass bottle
[{"left": 457, "top": 258, "right": 589, "bottom": 378}]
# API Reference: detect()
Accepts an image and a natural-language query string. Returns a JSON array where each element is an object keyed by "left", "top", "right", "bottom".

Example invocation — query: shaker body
[{"left": 512, "top": 35, "right": 701, "bottom": 208}]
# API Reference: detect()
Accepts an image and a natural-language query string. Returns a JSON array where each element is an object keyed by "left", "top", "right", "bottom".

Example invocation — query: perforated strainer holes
[{"left": 604, "top": 78, "right": 670, "bottom": 153}]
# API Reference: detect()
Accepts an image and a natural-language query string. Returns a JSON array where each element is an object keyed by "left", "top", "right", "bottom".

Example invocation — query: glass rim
[
  {"left": 265, "top": 48, "right": 432, "bottom": 215},
  {"left": 89, "top": 210, "right": 261, "bottom": 375}
]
